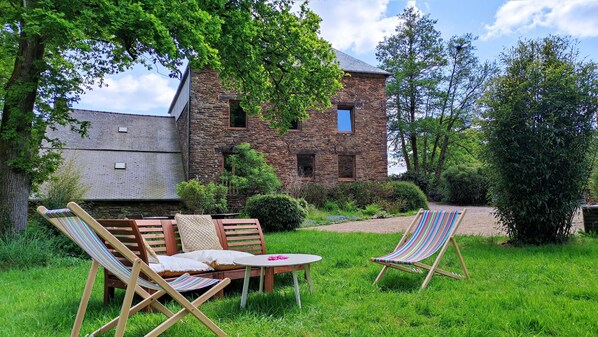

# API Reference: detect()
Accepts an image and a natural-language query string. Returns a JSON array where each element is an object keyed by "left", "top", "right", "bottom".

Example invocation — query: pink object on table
[{"left": 267, "top": 255, "right": 289, "bottom": 261}]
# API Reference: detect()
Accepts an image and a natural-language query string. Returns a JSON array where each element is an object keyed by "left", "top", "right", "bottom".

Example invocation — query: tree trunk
[{"left": 0, "top": 29, "right": 45, "bottom": 232}]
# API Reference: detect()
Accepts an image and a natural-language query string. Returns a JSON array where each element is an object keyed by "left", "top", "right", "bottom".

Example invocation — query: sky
[{"left": 73, "top": 0, "right": 598, "bottom": 172}]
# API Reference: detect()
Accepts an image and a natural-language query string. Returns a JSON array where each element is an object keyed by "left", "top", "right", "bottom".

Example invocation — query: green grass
[{"left": 1, "top": 231, "right": 598, "bottom": 336}]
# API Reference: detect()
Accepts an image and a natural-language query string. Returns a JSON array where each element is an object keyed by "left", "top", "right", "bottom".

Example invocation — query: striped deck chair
[
  {"left": 371, "top": 209, "right": 469, "bottom": 290},
  {"left": 38, "top": 202, "right": 231, "bottom": 337}
]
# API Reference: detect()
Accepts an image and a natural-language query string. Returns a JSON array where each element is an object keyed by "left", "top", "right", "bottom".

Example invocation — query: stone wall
[
  {"left": 176, "top": 105, "right": 190, "bottom": 179},
  {"left": 182, "top": 69, "right": 388, "bottom": 189},
  {"left": 29, "top": 200, "right": 184, "bottom": 219}
]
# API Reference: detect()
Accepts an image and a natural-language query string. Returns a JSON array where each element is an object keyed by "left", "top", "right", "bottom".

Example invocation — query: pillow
[
  {"left": 149, "top": 255, "right": 214, "bottom": 277},
  {"left": 176, "top": 250, "right": 254, "bottom": 271},
  {"left": 175, "top": 214, "right": 223, "bottom": 252},
  {"left": 141, "top": 237, "right": 160, "bottom": 264}
]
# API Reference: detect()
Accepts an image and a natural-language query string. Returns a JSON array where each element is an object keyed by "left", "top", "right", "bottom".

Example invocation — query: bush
[
  {"left": 221, "top": 143, "right": 281, "bottom": 195},
  {"left": 0, "top": 222, "right": 57, "bottom": 270},
  {"left": 245, "top": 194, "right": 307, "bottom": 232},
  {"left": 298, "top": 184, "right": 328, "bottom": 207},
  {"left": 39, "top": 158, "right": 89, "bottom": 257},
  {"left": 391, "top": 171, "right": 432, "bottom": 196},
  {"left": 176, "top": 179, "right": 228, "bottom": 214},
  {"left": 386, "top": 181, "right": 428, "bottom": 212},
  {"left": 375, "top": 198, "right": 408, "bottom": 214},
  {"left": 590, "top": 166, "right": 598, "bottom": 204},
  {"left": 483, "top": 36, "right": 597, "bottom": 244},
  {"left": 363, "top": 204, "right": 382, "bottom": 216},
  {"left": 441, "top": 164, "right": 489, "bottom": 205}
]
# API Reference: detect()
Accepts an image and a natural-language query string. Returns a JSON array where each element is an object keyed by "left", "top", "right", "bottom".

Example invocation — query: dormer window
[{"left": 114, "top": 162, "right": 126, "bottom": 170}]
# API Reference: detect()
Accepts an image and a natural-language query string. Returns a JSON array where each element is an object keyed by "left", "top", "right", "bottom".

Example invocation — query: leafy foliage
[
  {"left": 483, "top": 36, "right": 598, "bottom": 244},
  {"left": 38, "top": 158, "right": 89, "bottom": 257},
  {"left": 221, "top": 143, "right": 282, "bottom": 195},
  {"left": 0, "top": 0, "right": 343, "bottom": 231},
  {"left": 245, "top": 194, "right": 307, "bottom": 232},
  {"left": 441, "top": 164, "right": 488, "bottom": 205},
  {"left": 297, "top": 181, "right": 427, "bottom": 213},
  {"left": 176, "top": 179, "right": 227, "bottom": 214},
  {"left": 378, "top": 8, "right": 496, "bottom": 183},
  {"left": 589, "top": 165, "right": 598, "bottom": 204},
  {"left": 386, "top": 181, "right": 429, "bottom": 211}
]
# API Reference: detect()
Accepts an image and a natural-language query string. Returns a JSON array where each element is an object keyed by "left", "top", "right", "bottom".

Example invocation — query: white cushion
[
  {"left": 176, "top": 250, "right": 254, "bottom": 271},
  {"left": 149, "top": 255, "right": 214, "bottom": 277}
]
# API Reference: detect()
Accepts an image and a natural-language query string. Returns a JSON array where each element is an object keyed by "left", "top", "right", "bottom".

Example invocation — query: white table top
[{"left": 234, "top": 253, "right": 322, "bottom": 267}]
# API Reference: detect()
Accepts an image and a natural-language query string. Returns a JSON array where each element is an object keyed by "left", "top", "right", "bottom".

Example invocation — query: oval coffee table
[{"left": 234, "top": 253, "right": 322, "bottom": 309}]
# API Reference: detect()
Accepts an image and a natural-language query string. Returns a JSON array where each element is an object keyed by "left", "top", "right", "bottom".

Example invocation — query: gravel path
[{"left": 305, "top": 203, "right": 584, "bottom": 236}]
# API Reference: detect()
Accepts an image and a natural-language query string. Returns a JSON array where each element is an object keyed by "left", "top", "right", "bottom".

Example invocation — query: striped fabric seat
[
  {"left": 38, "top": 202, "right": 230, "bottom": 337},
  {"left": 372, "top": 210, "right": 460, "bottom": 265},
  {"left": 371, "top": 208, "right": 469, "bottom": 290},
  {"left": 44, "top": 209, "right": 219, "bottom": 291}
]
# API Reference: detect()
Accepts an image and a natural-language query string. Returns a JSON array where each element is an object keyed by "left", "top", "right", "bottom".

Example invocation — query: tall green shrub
[
  {"left": 386, "top": 181, "right": 428, "bottom": 211},
  {"left": 38, "top": 158, "right": 89, "bottom": 257},
  {"left": 221, "top": 143, "right": 281, "bottom": 195},
  {"left": 176, "top": 179, "right": 228, "bottom": 214},
  {"left": 441, "top": 164, "right": 488, "bottom": 205},
  {"left": 589, "top": 167, "right": 598, "bottom": 204},
  {"left": 245, "top": 194, "right": 307, "bottom": 232},
  {"left": 483, "top": 36, "right": 597, "bottom": 244}
]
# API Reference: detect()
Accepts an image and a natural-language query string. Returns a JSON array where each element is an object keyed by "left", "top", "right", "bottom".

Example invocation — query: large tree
[
  {"left": 376, "top": 7, "right": 445, "bottom": 173},
  {"left": 0, "top": 0, "right": 343, "bottom": 232},
  {"left": 483, "top": 36, "right": 597, "bottom": 244},
  {"left": 377, "top": 8, "right": 494, "bottom": 182}
]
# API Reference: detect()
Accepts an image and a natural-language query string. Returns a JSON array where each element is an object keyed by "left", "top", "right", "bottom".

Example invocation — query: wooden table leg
[
  {"left": 264, "top": 267, "right": 274, "bottom": 292},
  {"left": 259, "top": 267, "right": 265, "bottom": 293},
  {"left": 304, "top": 264, "right": 314, "bottom": 293},
  {"left": 240, "top": 266, "right": 251, "bottom": 309},
  {"left": 292, "top": 270, "right": 301, "bottom": 309}
]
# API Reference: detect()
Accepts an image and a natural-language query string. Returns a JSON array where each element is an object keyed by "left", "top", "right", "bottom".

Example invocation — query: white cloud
[
  {"left": 309, "top": 0, "right": 401, "bottom": 53},
  {"left": 77, "top": 73, "right": 176, "bottom": 114},
  {"left": 484, "top": 0, "right": 598, "bottom": 40}
]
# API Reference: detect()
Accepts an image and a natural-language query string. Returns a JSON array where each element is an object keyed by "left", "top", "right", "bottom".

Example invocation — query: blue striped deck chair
[
  {"left": 38, "top": 202, "right": 231, "bottom": 337},
  {"left": 371, "top": 209, "right": 469, "bottom": 290}
]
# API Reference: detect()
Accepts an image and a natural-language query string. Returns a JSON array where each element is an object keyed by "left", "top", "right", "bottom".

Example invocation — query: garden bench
[{"left": 100, "top": 218, "right": 296, "bottom": 304}]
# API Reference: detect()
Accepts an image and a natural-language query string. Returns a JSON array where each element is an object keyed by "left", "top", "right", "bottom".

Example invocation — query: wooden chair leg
[
  {"left": 451, "top": 237, "right": 470, "bottom": 279},
  {"left": 114, "top": 260, "right": 142, "bottom": 337},
  {"left": 373, "top": 265, "right": 388, "bottom": 285},
  {"left": 71, "top": 261, "right": 100, "bottom": 337}
]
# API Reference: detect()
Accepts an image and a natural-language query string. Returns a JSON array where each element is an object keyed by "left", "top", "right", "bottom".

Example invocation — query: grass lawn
[{"left": 1, "top": 230, "right": 597, "bottom": 336}]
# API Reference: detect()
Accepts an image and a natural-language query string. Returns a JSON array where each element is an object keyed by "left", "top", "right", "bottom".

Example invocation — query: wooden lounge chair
[
  {"left": 371, "top": 209, "right": 469, "bottom": 290},
  {"left": 38, "top": 202, "right": 231, "bottom": 337}
]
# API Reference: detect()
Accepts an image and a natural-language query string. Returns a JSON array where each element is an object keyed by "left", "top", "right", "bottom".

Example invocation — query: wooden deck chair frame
[
  {"left": 371, "top": 208, "right": 470, "bottom": 290},
  {"left": 38, "top": 202, "right": 231, "bottom": 337}
]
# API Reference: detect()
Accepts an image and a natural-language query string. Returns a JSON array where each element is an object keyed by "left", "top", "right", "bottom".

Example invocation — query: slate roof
[
  {"left": 334, "top": 49, "right": 390, "bottom": 76},
  {"left": 41, "top": 110, "right": 184, "bottom": 200}
]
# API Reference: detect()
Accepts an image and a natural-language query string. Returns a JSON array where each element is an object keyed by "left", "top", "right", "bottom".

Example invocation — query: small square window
[
  {"left": 289, "top": 120, "right": 301, "bottom": 130},
  {"left": 297, "top": 154, "right": 315, "bottom": 179},
  {"left": 337, "top": 106, "right": 353, "bottom": 133},
  {"left": 118, "top": 127, "right": 128, "bottom": 133},
  {"left": 114, "top": 162, "right": 126, "bottom": 170},
  {"left": 338, "top": 155, "right": 355, "bottom": 180},
  {"left": 229, "top": 100, "right": 247, "bottom": 129}
]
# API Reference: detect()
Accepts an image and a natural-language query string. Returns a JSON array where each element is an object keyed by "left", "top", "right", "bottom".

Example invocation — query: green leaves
[{"left": 483, "top": 36, "right": 598, "bottom": 244}]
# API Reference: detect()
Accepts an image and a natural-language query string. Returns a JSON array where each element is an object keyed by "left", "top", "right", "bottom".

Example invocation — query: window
[
  {"left": 337, "top": 106, "right": 353, "bottom": 132},
  {"left": 289, "top": 120, "right": 301, "bottom": 130},
  {"left": 229, "top": 100, "right": 247, "bottom": 128},
  {"left": 223, "top": 153, "right": 236, "bottom": 174},
  {"left": 297, "top": 154, "right": 315, "bottom": 179},
  {"left": 114, "top": 162, "right": 126, "bottom": 170},
  {"left": 338, "top": 155, "right": 355, "bottom": 180}
]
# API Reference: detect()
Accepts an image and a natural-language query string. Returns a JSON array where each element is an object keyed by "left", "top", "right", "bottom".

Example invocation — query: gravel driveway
[{"left": 306, "top": 203, "right": 584, "bottom": 236}]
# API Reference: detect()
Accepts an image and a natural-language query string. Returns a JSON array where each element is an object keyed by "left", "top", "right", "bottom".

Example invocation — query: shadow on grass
[{"left": 370, "top": 271, "right": 422, "bottom": 292}]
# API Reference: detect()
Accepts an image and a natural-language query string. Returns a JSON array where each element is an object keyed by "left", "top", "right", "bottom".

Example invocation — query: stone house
[
  {"left": 169, "top": 49, "right": 389, "bottom": 189},
  {"left": 36, "top": 50, "right": 389, "bottom": 215}
]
